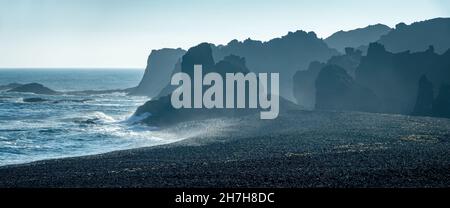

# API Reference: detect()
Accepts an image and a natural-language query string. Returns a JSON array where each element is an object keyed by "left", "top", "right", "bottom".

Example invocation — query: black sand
[{"left": 0, "top": 110, "right": 449, "bottom": 188}]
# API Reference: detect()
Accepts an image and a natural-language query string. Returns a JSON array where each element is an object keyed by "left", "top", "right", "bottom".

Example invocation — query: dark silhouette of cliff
[
  {"left": 433, "top": 85, "right": 450, "bottom": 118},
  {"left": 181, "top": 43, "right": 215, "bottom": 76},
  {"left": 135, "top": 44, "right": 246, "bottom": 126},
  {"left": 327, "top": 48, "right": 362, "bottom": 78},
  {"left": 378, "top": 18, "right": 450, "bottom": 54},
  {"left": 134, "top": 43, "right": 300, "bottom": 126},
  {"left": 155, "top": 43, "right": 216, "bottom": 98},
  {"left": 356, "top": 43, "right": 450, "bottom": 114},
  {"left": 315, "top": 65, "right": 379, "bottom": 112},
  {"left": 292, "top": 61, "right": 325, "bottom": 108},
  {"left": 412, "top": 75, "right": 434, "bottom": 116},
  {"left": 293, "top": 48, "right": 363, "bottom": 108},
  {"left": 212, "top": 30, "right": 339, "bottom": 102},
  {"left": 155, "top": 60, "right": 182, "bottom": 98},
  {"left": 129, "top": 48, "right": 185, "bottom": 97},
  {"left": 325, "top": 24, "right": 391, "bottom": 53}
]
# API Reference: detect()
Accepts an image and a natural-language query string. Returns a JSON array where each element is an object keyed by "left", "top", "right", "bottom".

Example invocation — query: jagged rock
[
  {"left": 129, "top": 48, "right": 185, "bottom": 97},
  {"left": 327, "top": 47, "right": 362, "bottom": 78},
  {"left": 325, "top": 24, "right": 391, "bottom": 53},
  {"left": 293, "top": 48, "right": 363, "bottom": 108},
  {"left": 378, "top": 18, "right": 450, "bottom": 54},
  {"left": 134, "top": 43, "right": 300, "bottom": 126},
  {"left": 412, "top": 75, "right": 434, "bottom": 116},
  {"left": 155, "top": 60, "right": 182, "bottom": 98},
  {"left": 293, "top": 61, "right": 324, "bottom": 108},
  {"left": 315, "top": 65, "right": 379, "bottom": 112},
  {"left": 356, "top": 43, "right": 450, "bottom": 114},
  {"left": 181, "top": 43, "right": 216, "bottom": 75},
  {"left": 432, "top": 85, "right": 450, "bottom": 118},
  {"left": 134, "top": 43, "right": 255, "bottom": 126},
  {"left": 212, "top": 30, "right": 339, "bottom": 101}
]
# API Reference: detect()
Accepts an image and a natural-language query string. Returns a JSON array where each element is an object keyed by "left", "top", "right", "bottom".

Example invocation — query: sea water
[{"left": 0, "top": 69, "right": 178, "bottom": 166}]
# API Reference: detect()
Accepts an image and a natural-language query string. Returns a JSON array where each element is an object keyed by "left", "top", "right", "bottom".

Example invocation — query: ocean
[{"left": 0, "top": 69, "right": 180, "bottom": 166}]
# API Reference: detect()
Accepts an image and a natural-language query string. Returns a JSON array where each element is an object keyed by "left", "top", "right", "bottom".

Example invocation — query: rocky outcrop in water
[
  {"left": 3, "top": 82, "right": 135, "bottom": 96},
  {"left": 23, "top": 97, "right": 49, "bottom": 103},
  {"left": 22, "top": 97, "right": 93, "bottom": 104},
  {"left": 8, "top": 83, "right": 59, "bottom": 95},
  {"left": 129, "top": 48, "right": 185, "bottom": 97},
  {"left": 0, "top": 83, "right": 22, "bottom": 91}
]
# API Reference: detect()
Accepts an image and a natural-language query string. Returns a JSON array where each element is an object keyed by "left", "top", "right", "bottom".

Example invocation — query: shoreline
[{"left": 1, "top": 110, "right": 450, "bottom": 188}]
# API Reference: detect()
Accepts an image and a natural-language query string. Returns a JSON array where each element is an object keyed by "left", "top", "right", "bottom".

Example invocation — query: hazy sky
[{"left": 1, "top": 0, "right": 449, "bottom": 68}]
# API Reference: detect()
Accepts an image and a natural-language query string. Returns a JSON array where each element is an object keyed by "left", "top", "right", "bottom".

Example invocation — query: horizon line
[{"left": 0, "top": 67, "right": 144, "bottom": 70}]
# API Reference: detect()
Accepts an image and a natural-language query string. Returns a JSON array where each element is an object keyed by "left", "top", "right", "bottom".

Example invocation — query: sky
[{"left": 0, "top": 0, "right": 449, "bottom": 68}]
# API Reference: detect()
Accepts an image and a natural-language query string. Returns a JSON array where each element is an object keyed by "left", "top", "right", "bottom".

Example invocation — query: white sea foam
[
  {"left": 0, "top": 69, "right": 153, "bottom": 166},
  {"left": 125, "top": 112, "right": 152, "bottom": 124},
  {"left": 90, "top": 111, "right": 117, "bottom": 123}
]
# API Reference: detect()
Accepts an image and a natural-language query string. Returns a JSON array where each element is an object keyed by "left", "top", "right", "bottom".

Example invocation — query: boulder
[{"left": 8, "top": 83, "right": 58, "bottom": 95}]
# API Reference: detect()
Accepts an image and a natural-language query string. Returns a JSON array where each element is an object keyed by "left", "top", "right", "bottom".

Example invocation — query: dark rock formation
[
  {"left": 327, "top": 47, "right": 363, "bottom": 78},
  {"left": 134, "top": 43, "right": 254, "bottom": 126},
  {"left": 355, "top": 43, "right": 450, "bottom": 114},
  {"left": 154, "top": 44, "right": 214, "bottom": 98},
  {"left": 325, "top": 24, "right": 391, "bottom": 53},
  {"left": 432, "top": 85, "right": 450, "bottom": 118},
  {"left": 8, "top": 83, "right": 58, "bottom": 95},
  {"left": 378, "top": 18, "right": 450, "bottom": 54},
  {"left": 134, "top": 43, "right": 300, "bottom": 126},
  {"left": 0, "top": 83, "right": 22, "bottom": 91},
  {"left": 212, "top": 31, "right": 339, "bottom": 101},
  {"left": 23, "top": 97, "right": 49, "bottom": 103},
  {"left": 412, "top": 75, "right": 434, "bottom": 116},
  {"left": 22, "top": 97, "right": 92, "bottom": 104},
  {"left": 293, "top": 48, "right": 363, "bottom": 108},
  {"left": 292, "top": 61, "right": 324, "bottom": 108},
  {"left": 155, "top": 59, "right": 182, "bottom": 98},
  {"left": 181, "top": 43, "right": 215, "bottom": 75},
  {"left": 129, "top": 48, "right": 185, "bottom": 97},
  {"left": 315, "top": 65, "right": 379, "bottom": 112},
  {"left": 4, "top": 82, "right": 132, "bottom": 96}
]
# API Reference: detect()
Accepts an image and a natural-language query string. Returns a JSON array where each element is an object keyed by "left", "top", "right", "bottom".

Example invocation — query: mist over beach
[{"left": 0, "top": 0, "right": 450, "bottom": 191}]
